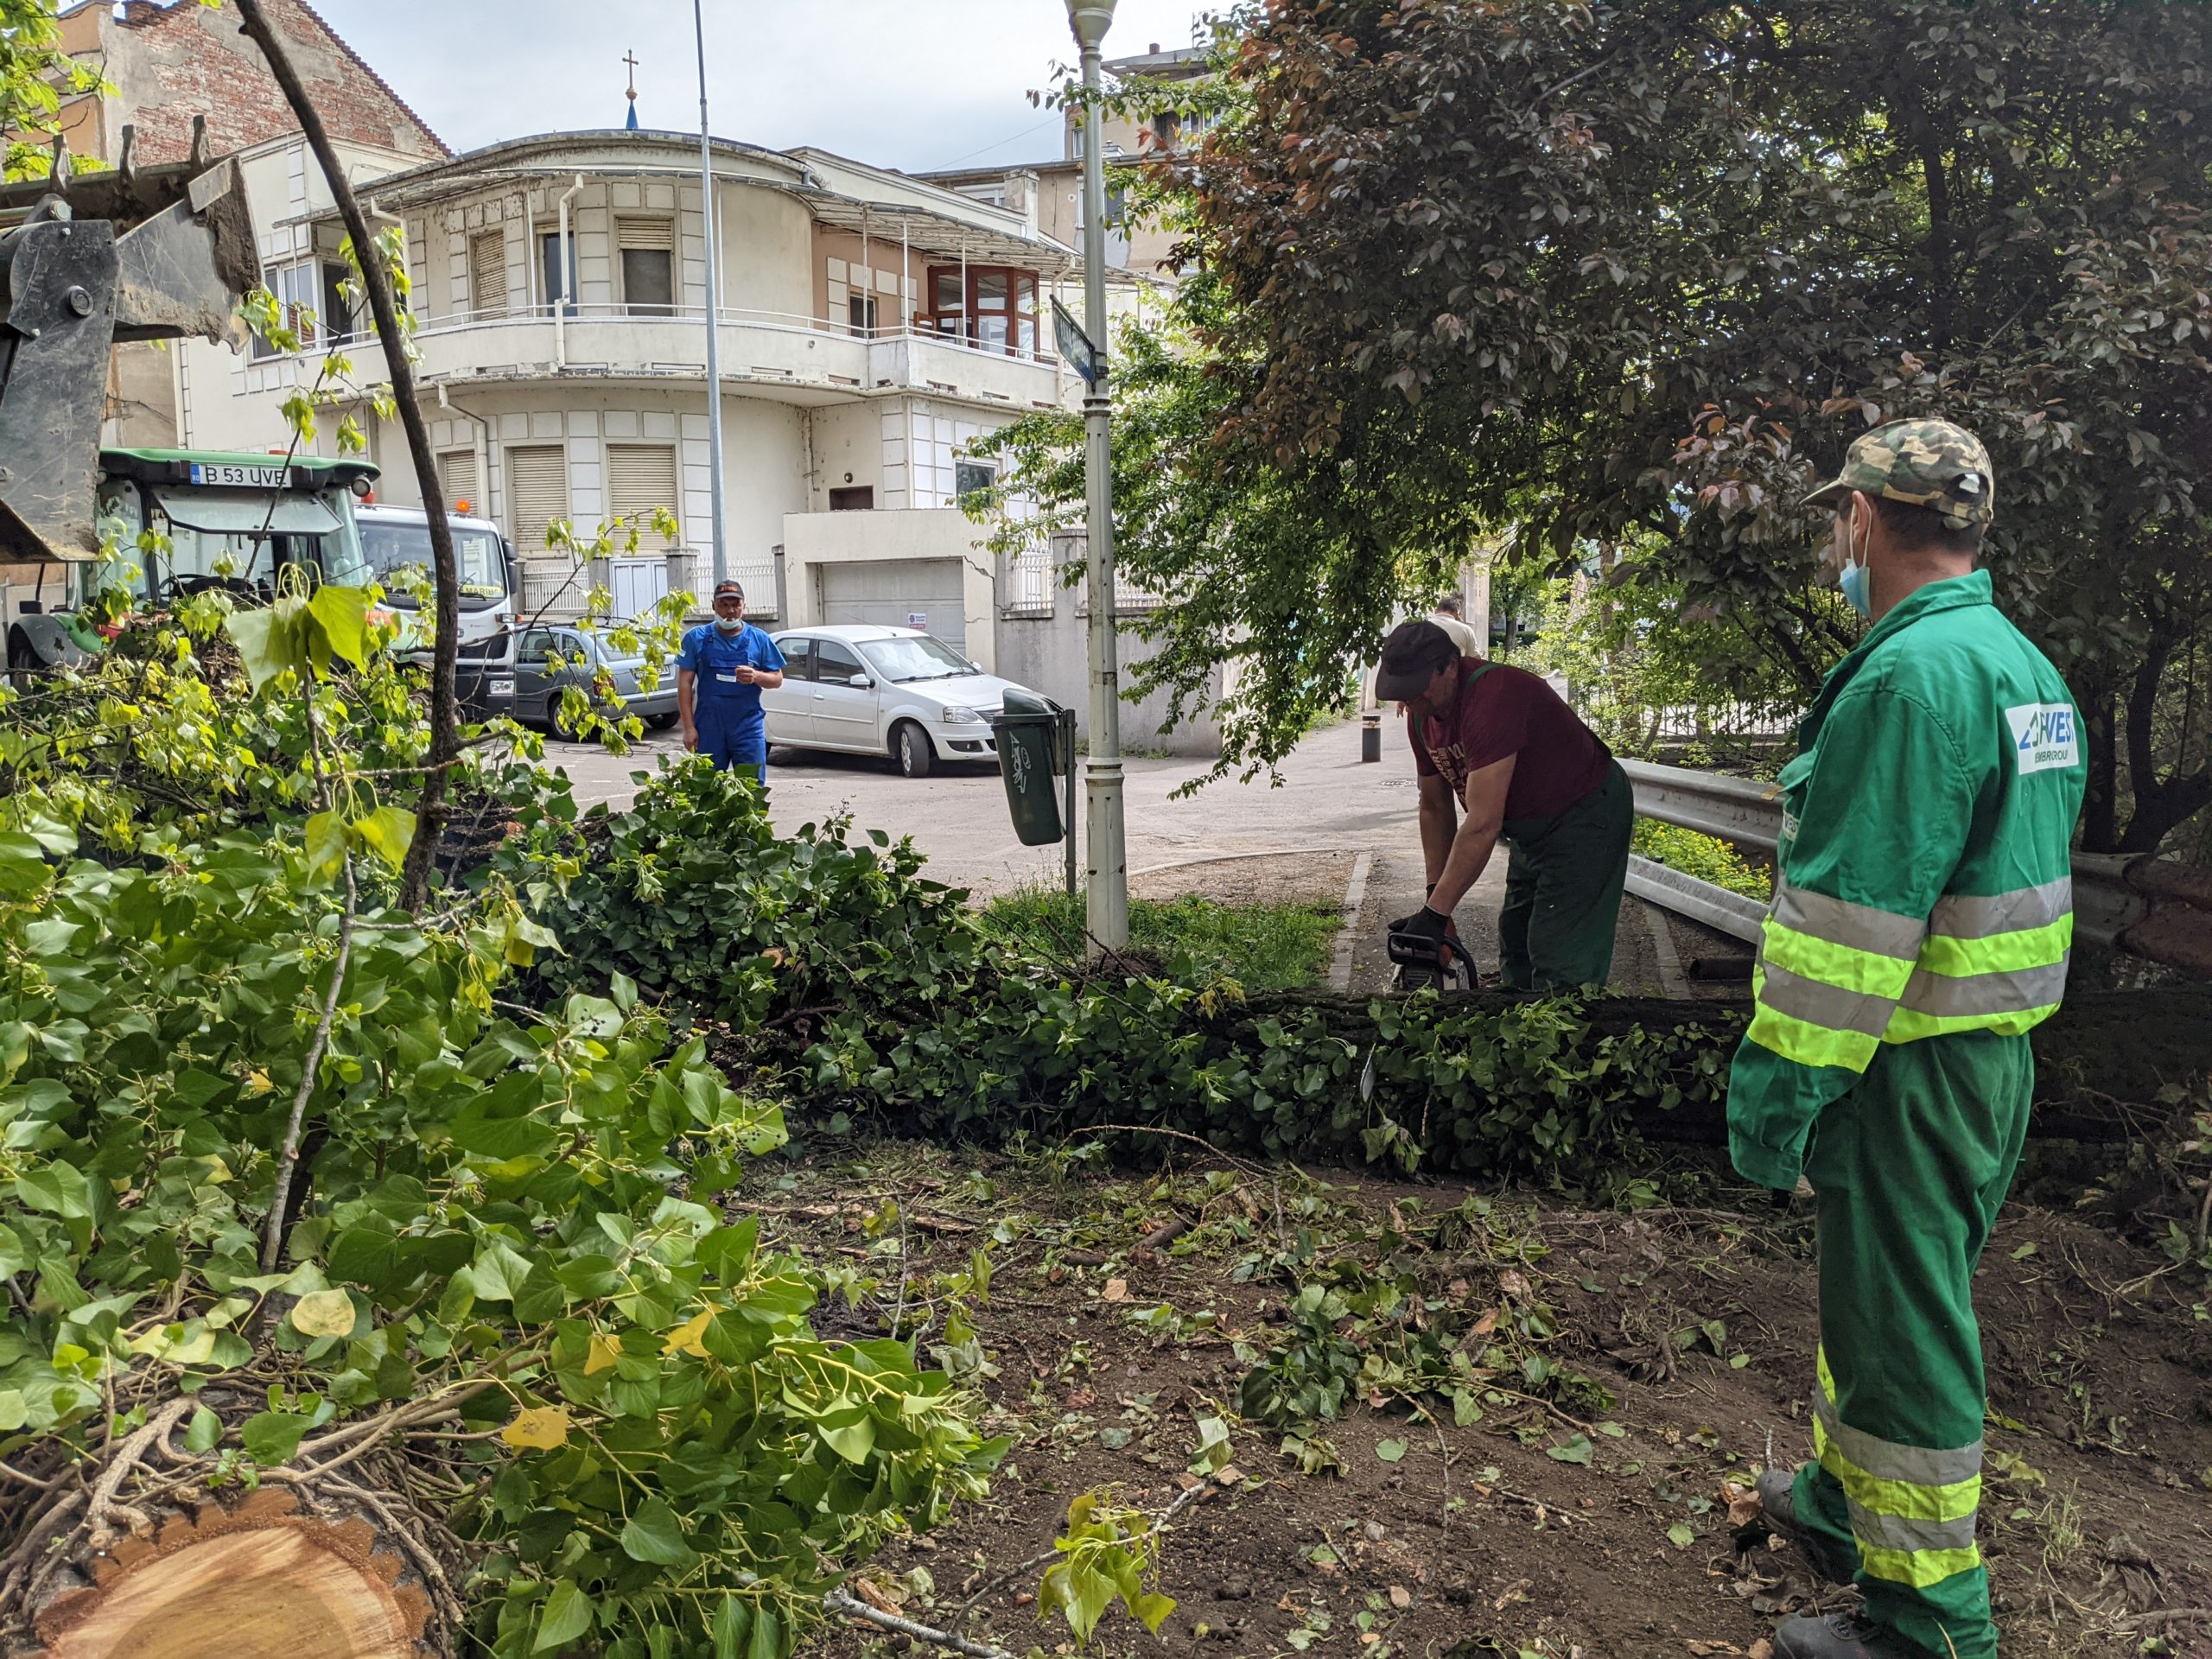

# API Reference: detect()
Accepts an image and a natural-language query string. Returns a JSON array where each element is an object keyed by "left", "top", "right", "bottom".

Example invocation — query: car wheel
[
  {"left": 893, "top": 721, "right": 935, "bottom": 779},
  {"left": 645, "top": 712, "right": 678, "bottom": 731},
  {"left": 547, "top": 696, "right": 577, "bottom": 740}
]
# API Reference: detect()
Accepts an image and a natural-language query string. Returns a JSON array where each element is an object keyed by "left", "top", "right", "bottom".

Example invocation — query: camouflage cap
[{"left": 1802, "top": 417, "right": 1996, "bottom": 530}]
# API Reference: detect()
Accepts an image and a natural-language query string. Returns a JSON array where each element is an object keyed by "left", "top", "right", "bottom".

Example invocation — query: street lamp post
[
  {"left": 1065, "top": 0, "right": 1128, "bottom": 955},
  {"left": 692, "top": 0, "right": 728, "bottom": 587}
]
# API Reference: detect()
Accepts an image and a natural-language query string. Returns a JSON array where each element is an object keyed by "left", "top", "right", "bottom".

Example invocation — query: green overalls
[
  {"left": 1458, "top": 664, "right": 1635, "bottom": 990},
  {"left": 1727, "top": 572, "right": 2086, "bottom": 1658}
]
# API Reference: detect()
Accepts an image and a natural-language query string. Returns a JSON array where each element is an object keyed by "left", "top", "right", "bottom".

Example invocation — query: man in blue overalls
[{"left": 677, "top": 579, "right": 785, "bottom": 782}]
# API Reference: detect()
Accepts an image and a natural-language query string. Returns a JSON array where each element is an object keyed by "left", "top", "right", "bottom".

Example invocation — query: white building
[{"left": 173, "top": 127, "right": 1150, "bottom": 684}]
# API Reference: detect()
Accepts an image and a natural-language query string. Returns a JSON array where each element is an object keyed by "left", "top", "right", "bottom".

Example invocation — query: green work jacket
[{"left": 1727, "top": 571, "right": 2088, "bottom": 1189}]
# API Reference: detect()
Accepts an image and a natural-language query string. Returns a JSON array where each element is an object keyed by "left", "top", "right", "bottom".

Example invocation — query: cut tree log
[{"left": 23, "top": 1486, "right": 442, "bottom": 1659}]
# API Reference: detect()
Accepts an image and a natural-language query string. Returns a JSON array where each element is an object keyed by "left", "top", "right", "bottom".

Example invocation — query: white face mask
[{"left": 715, "top": 613, "right": 744, "bottom": 632}]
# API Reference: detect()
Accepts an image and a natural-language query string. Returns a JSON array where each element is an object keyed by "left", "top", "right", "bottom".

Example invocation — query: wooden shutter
[
  {"left": 605, "top": 443, "right": 679, "bottom": 547},
  {"left": 436, "top": 448, "right": 479, "bottom": 512},
  {"left": 470, "top": 229, "right": 506, "bottom": 318},
  {"left": 505, "top": 444, "right": 568, "bottom": 554},
  {"left": 614, "top": 217, "right": 674, "bottom": 251}
]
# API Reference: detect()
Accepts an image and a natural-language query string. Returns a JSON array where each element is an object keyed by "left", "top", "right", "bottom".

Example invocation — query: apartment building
[
  {"left": 919, "top": 42, "right": 1211, "bottom": 283},
  {"left": 169, "top": 125, "right": 1149, "bottom": 682}
]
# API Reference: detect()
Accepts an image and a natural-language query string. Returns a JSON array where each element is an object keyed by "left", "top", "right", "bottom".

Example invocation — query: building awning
[
  {"left": 804, "top": 190, "right": 1103, "bottom": 277},
  {"left": 154, "top": 487, "right": 343, "bottom": 537}
]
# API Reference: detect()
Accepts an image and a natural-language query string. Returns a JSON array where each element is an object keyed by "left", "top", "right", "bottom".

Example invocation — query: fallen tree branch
[
  {"left": 261, "top": 856, "right": 358, "bottom": 1271},
  {"left": 823, "top": 1586, "right": 1020, "bottom": 1658}
]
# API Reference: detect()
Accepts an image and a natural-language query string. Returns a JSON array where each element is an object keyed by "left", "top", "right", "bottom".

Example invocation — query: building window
[
  {"left": 505, "top": 444, "right": 569, "bottom": 556},
  {"left": 829, "top": 486, "right": 874, "bottom": 512},
  {"left": 251, "top": 263, "right": 317, "bottom": 359},
  {"left": 606, "top": 443, "right": 679, "bottom": 545},
  {"left": 319, "top": 261, "right": 358, "bottom": 340},
  {"left": 616, "top": 218, "right": 676, "bottom": 316},
  {"left": 538, "top": 230, "right": 577, "bottom": 315},
  {"left": 469, "top": 229, "right": 507, "bottom": 320},
  {"left": 848, "top": 291, "right": 879, "bottom": 338},
  {"left": 954, "top": 461, "right": 995, "bottom": 505},
  {"left": 924, "top": 264, "right": 1039, "bottom": 357}
]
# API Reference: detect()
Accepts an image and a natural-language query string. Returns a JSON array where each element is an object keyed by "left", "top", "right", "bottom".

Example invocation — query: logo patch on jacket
[{"left": 2006, "top": 702, "right": 2081, "bottom": 774}]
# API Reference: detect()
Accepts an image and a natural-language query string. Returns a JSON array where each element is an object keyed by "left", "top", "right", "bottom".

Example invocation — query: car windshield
[
  {"left": 360, "top": 521, "right": 507, "bottom": 602},
  {"left": 859, "top": 634, "right": 975, "bottom": 683}
]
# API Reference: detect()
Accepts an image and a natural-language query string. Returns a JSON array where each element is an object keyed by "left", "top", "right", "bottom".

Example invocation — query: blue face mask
[
  {"left": 1839, "top": 557, "right": 1872, "bottom": 618},
  {"left": 715, "top": 614, "right": 744, "bottom": 633},
  {"left": 1838, "top": 513, "right": 1872, "bottom": 618}
]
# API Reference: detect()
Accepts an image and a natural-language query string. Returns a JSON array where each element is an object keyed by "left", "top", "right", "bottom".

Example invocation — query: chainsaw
[{"left": 1387, "top": 918, "right": 1472, "bottom": 993}]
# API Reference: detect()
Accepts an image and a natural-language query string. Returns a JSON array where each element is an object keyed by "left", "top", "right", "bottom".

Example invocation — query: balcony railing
[{"left": 302, "top": 302, "right": 1061, "bottom": 370}]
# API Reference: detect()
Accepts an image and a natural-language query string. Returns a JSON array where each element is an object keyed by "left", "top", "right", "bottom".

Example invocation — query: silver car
[
  {"left": 513, "top": 624, "right": 680, "bottom": 738},
  {"left": 761, "top": 626, "right": 1033, "bottom": 777}
]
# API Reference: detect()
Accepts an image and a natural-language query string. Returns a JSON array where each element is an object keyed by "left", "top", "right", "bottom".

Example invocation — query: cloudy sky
[{"left": 315, "top": 0, "right": 1219, "bottom": 173}]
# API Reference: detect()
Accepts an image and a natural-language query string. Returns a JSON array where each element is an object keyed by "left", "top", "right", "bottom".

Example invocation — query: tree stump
[{"left": 25, "top": 1488, "right": 443, "bottom": 1659}]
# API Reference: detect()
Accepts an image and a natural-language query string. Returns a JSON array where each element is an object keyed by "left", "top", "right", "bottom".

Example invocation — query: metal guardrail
[{"left": 1624, "top": 760, "right": 2212, "bottom": 976}]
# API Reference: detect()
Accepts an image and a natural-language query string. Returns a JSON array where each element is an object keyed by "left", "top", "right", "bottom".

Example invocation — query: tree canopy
[{"left": 993, "top": 0, "right": 2212, "bottom": 853}]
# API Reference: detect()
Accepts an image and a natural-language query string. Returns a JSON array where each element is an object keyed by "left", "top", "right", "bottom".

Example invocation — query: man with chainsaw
[
  {"left": 1732, "top": 420, "right": 2087, "bottom": 1659},
  {"left": 1374, "top": 619, "right": 1633, "bottom": 989}
]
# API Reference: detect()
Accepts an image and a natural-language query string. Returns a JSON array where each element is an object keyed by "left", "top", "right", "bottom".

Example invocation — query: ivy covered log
[{"left": 535, "top": 769, "right": 2209, "bottom": 1186}]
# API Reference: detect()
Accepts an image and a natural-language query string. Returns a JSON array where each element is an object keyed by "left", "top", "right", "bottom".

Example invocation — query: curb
[{"left": 1327, "top": 851, "right": 1375, "bottom": 992}]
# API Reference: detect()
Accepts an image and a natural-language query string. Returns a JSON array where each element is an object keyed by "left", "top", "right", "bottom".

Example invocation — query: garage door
[{"left": 817, "top": 559, "right": 967, "bottom": 653}]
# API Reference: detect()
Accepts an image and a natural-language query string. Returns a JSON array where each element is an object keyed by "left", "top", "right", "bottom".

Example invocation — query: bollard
[{"left": 1361, "top": 710, "right": 1382, "bottom": 763}]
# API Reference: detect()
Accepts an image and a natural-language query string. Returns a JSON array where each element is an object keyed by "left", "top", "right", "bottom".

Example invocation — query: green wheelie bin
[{"left": 992, "top": 687, "right": 1073, "bottom": 846}]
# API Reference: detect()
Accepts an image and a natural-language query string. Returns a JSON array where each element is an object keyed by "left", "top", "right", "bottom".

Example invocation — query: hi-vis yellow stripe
[
  {"left": 1746, "top": 979, "right": 1879, "bottom": 1071},
  {"left": 1760, "top": 920, "right": 1917, "bottom": 999},
  {"left": 1917, "top": 915, "right": 2073, "bottom": 977},
  {"left": 1855, "top": 1540, "right": 1984, "bottom": 1590},
  {"left": 1814, "top": 1350, "right": 1983, "bottom": 1589}
]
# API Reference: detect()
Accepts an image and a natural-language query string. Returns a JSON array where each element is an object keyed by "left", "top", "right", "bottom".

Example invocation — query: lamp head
[{"left": 1065, "top": 0, "right": 1116, "bottom": 51}]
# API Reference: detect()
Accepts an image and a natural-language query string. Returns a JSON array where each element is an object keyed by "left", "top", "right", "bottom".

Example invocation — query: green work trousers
[
  {"left": 1497, "top": 759, "right": 1632, "bottom": 990},
  {"left": 1791, "top": 1030, "right": 2034, "bottom": 1659}
]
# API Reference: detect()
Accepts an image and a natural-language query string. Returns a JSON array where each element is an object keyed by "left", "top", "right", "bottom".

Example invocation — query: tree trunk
[
  {"left": 2113, "top": 612, "right": 2212, "bottom": 854},
  {"left": 24, "top": 1485, "right": 450, "bottom": 1659},
  {"left": 230, "top": 0, "right": 461, "bottom": 912},
  {"left": 2, "top": 1398, "right": 465, "bottom": 1659},
  {"left": 2081, "top": 677, "right": 2119, "bottom": 853}
]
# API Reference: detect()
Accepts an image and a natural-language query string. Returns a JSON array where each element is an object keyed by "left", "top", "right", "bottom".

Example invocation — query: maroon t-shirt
[{"left": 1409, "top": 658, "right": 1611, "bottom": 821}]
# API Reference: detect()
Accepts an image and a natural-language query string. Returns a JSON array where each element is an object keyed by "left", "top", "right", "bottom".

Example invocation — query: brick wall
[{"left": 58, "top": 0, "right": 444, "bottom": 165}]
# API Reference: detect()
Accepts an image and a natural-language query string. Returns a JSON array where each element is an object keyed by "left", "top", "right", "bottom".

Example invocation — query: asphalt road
[{"left": 545, "top": 720, "right": 1754, "bottom": 1001}]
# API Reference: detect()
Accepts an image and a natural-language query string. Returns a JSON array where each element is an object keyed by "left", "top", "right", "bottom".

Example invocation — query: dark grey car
[{"left": 514, "top": 625, "right": 679, "bottom": 737}]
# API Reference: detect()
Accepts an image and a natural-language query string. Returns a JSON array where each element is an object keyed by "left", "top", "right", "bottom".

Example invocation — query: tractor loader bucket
[{"left": 0, "top": 137, "right": 260, "bottom": 563}]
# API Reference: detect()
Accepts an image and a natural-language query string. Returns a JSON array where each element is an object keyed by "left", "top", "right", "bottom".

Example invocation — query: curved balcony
[{"left": 304, "top": 303, "right": 1072, "bottom": 410}]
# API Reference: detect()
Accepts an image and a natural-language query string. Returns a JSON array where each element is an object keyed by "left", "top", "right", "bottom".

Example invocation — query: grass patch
[
  {"left": 1632, "top": 819, "right": 1772, "bottom": 901},
  {"left": 982, "top": 888, "right": 1344, "bottom": 990}
]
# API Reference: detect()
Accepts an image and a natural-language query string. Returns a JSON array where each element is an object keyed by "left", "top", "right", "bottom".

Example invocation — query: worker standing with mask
[
  {"left": 1733, "top": 421, "right": 2087, "bottom": 1659},
  {"left": 677, "top": 579, "right": 785, "bottom": 782}
]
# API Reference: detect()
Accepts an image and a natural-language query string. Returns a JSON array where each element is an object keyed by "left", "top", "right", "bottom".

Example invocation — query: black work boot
[
  {"left": 1756, "top": 1465, "right": 1858, "bottom": 1586},
  {"left": 1773, "top": 1612, "right": 1936, "bottom": 1659}
]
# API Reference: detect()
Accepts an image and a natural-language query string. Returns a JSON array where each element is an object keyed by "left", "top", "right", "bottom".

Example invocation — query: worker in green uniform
[
  {"left": 1375, "top": 619, "right": 1633, "bottom": 989},
  {"left": 1732, "top": 420, "right": 2088, "bottom": 1659}
]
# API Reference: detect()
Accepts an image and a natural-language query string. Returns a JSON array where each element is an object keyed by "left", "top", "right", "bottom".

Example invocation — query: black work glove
[{"left": 1388, "top": 905, "right": 1452, "bottom": 943}]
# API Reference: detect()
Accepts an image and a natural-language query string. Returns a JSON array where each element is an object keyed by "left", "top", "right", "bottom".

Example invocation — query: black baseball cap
[
  {"left": 1373, "top": 620, "right": 1460, "bottom": 700},
  {"left": 712, "top": 579, "right": 745, "bottom": 600}
]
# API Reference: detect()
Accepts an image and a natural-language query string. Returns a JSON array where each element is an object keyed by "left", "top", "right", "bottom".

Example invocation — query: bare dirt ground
[{"left": 753, "top": 1142, "right": 2212, "bottom": 1659}]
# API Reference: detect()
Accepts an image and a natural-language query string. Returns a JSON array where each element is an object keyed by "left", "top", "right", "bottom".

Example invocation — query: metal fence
[
  {"left": 1002, "top": 538, "right": 1058, "bottom": 617},
  {"left": 1624, "top": 759, "right": 2212, "bottom": 976}
]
